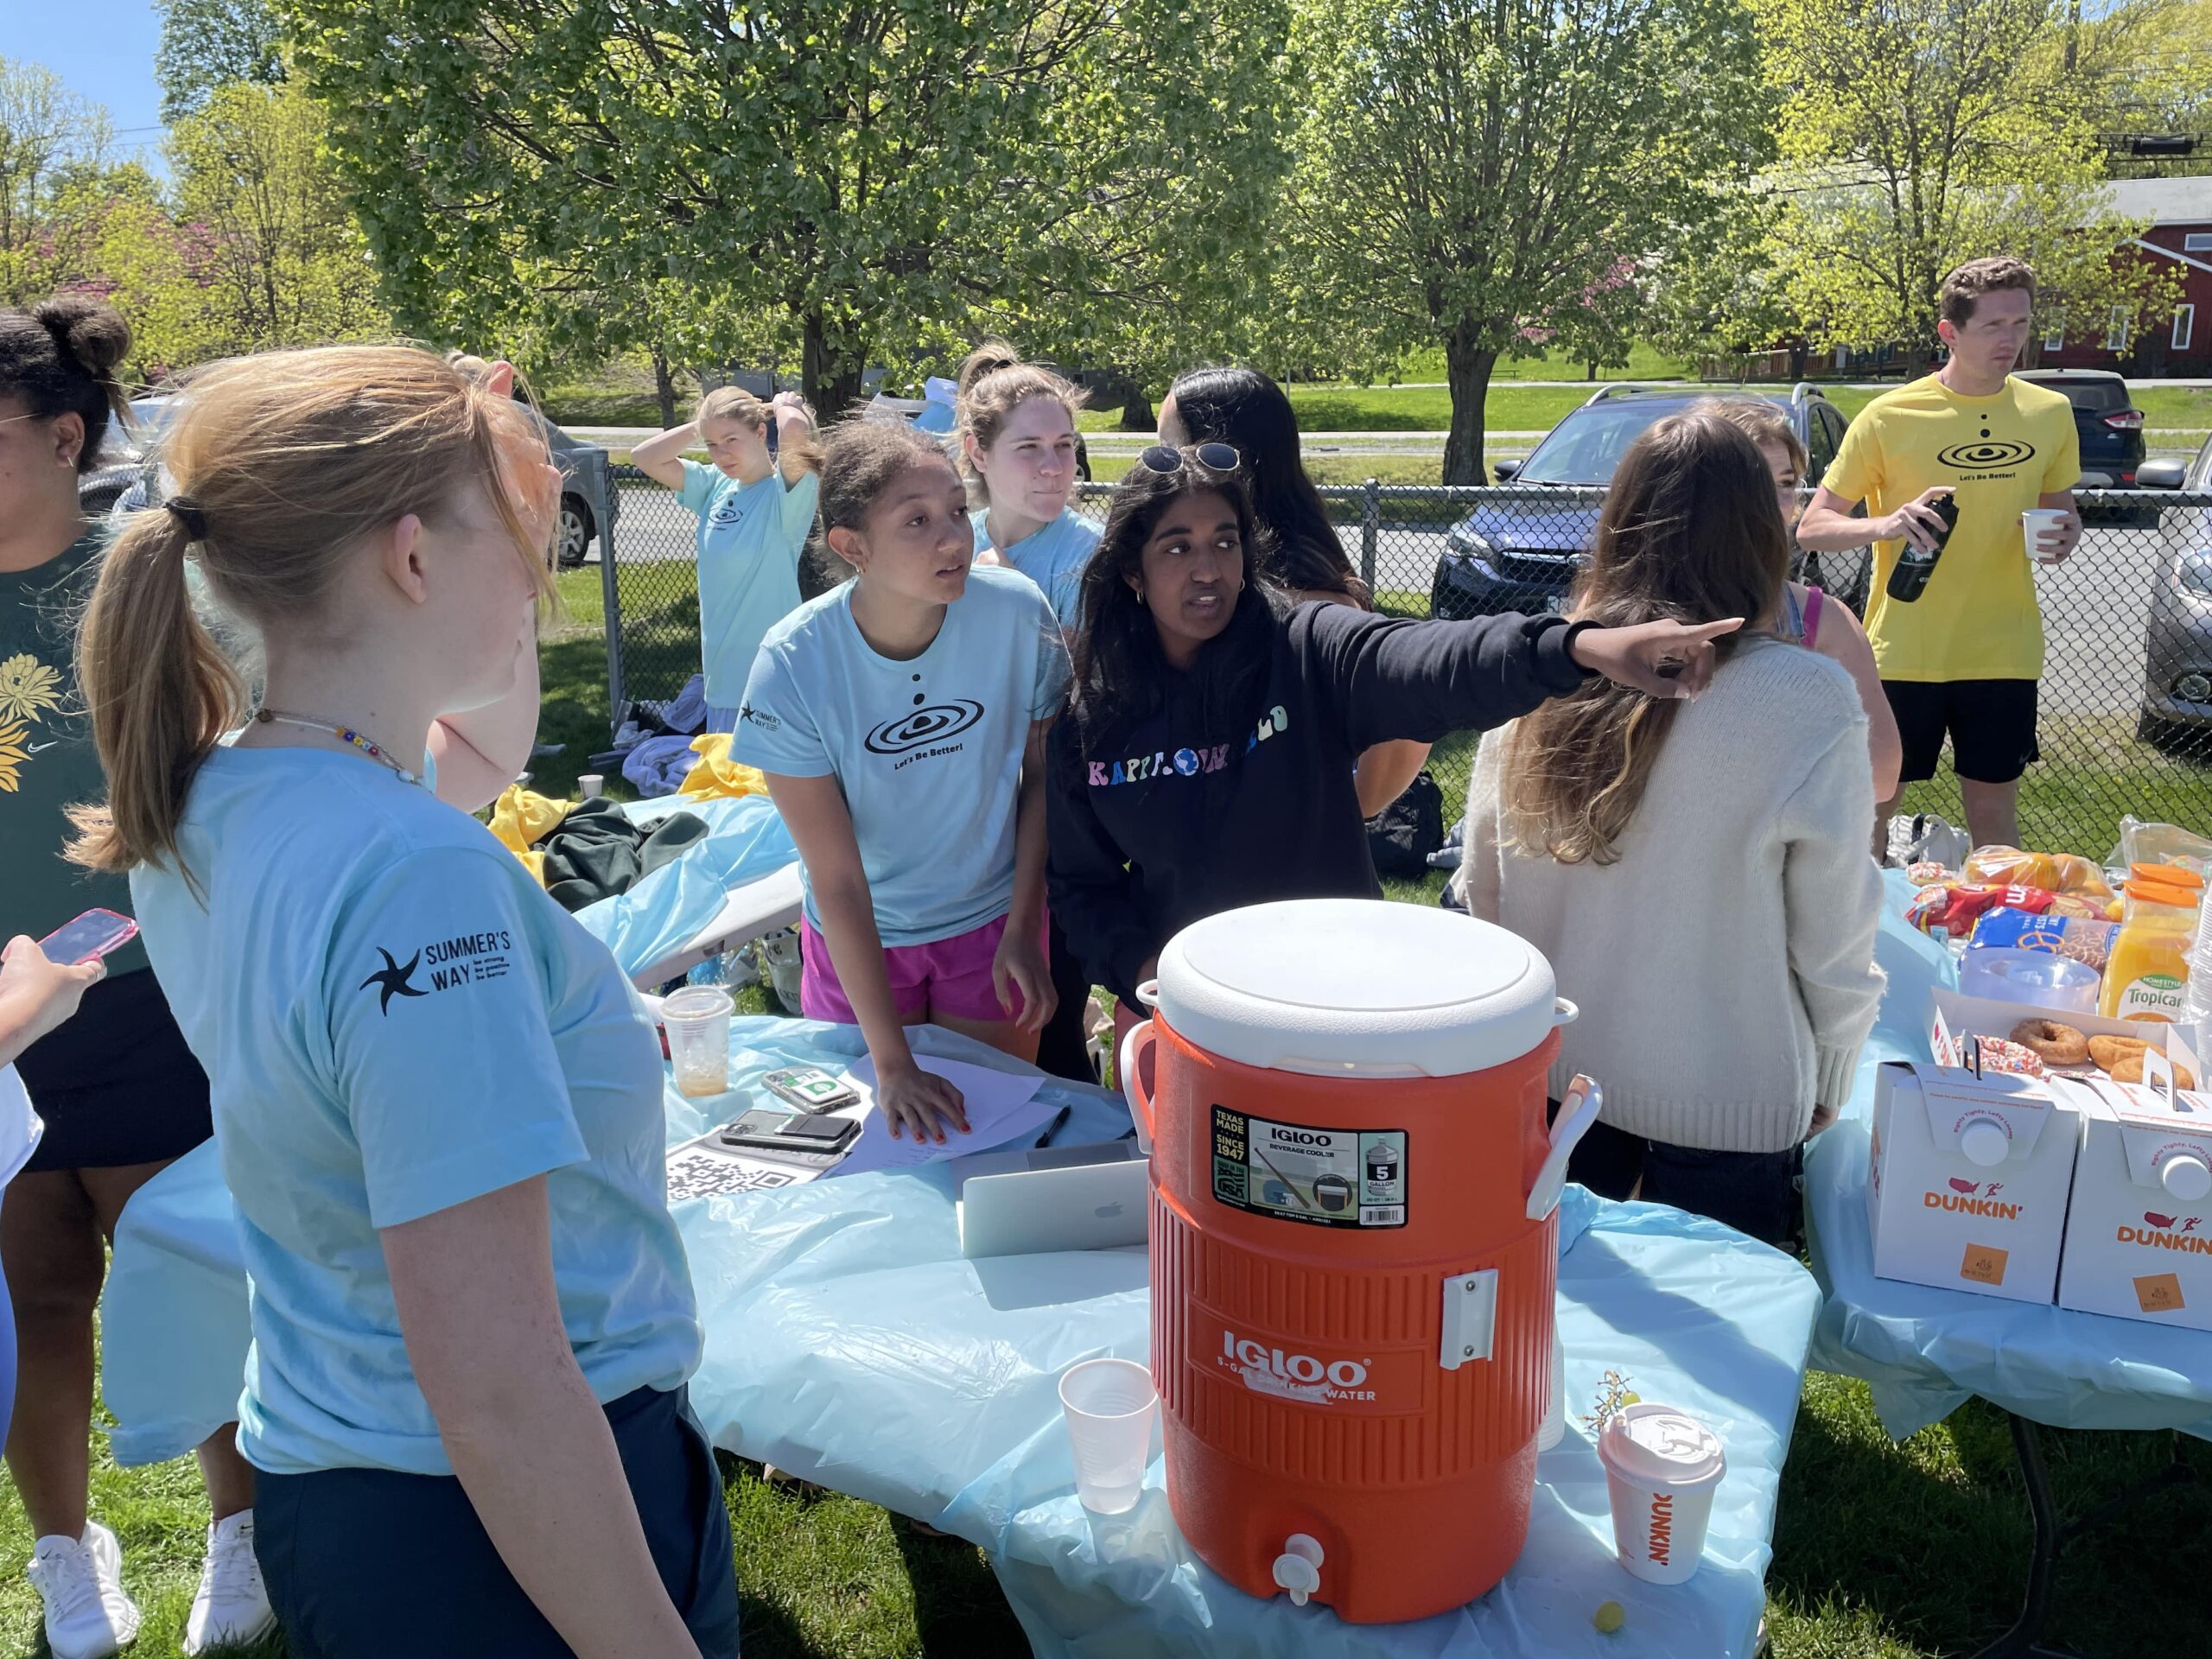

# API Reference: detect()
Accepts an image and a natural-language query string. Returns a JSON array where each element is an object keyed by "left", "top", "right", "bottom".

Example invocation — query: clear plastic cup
[
  {"left": 2022, "top": 508, "right": 2068, "bottom": 563},
  {"left": 1597, "top": 1402, "right": 1726, "bottom": 1585},
  {"left": 661, "top": 986, "right": 734, "bottom": 1098},
  {"left": 1058, "top": 1357, "right": 1157, "bottom": 1515}
]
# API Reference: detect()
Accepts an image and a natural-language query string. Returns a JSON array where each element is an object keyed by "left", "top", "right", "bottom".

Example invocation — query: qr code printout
[{"left": 664, "top": 1147, "right": 805, "bottom": 1204}]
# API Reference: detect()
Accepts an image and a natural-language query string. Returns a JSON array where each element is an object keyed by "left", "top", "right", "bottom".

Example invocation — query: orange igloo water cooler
[{"left": 1121, "top": 898, "right": 1600, "bottom": 1624}]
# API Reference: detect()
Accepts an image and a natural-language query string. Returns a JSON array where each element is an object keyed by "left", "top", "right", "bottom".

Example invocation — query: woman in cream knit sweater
[{"left": 1462, "top": 409, "right": 1885, "bottom": 1247}]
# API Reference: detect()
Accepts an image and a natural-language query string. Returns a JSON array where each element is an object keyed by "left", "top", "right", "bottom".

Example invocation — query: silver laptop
[{"left": 957, "top": 1150, "right": 1150, "bottom": 1259}]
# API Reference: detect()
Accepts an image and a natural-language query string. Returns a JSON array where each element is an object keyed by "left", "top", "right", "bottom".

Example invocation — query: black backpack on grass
[{"left": 1365, "top": 769, "right": 1446, "bottom": 878}]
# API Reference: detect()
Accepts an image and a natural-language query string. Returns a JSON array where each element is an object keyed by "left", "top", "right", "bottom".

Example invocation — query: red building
[{"left": 2037, "top": 176, "right": 2212, "bottom": 378}]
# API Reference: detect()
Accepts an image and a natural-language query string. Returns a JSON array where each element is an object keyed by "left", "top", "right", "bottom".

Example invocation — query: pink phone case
[{"left": 38, "top": 908, "right": 139, "bottom": 965}]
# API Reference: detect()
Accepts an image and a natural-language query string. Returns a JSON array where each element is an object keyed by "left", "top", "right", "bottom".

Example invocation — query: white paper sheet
[{"left": 833, "top": 1054, "right": 1057, "bottom": 1176}]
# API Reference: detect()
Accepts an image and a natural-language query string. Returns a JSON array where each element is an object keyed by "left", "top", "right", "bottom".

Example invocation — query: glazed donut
[
  {"left": 2088, "top": 1033, "right": 2151, "bottom": 1073},
  {"left": 1976, "top": 1037, "right": 2046, "bottom": 1078},
  {"left": 2107, "top": 1054, "right": 2195, "bottom": 1089},
  {"left": 2011, "top": 1018, "right": 2089, "bottom": 1066}
]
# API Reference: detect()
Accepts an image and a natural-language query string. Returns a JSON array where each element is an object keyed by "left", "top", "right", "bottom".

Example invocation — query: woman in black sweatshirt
[{"left": 1046, "top": 445, "right": 1737, "bottom": 1020}]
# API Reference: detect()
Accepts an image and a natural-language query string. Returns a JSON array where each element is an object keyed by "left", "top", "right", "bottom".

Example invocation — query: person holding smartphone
[
  {"left": 69, "top": 345, "right": 735, "bottom": 1658},
  {"left": 1, "top": 296, "right": 272, "bottom": 1659},
  {"left": 1796, "top": 257, "right": 2082, "bottom": 850}
]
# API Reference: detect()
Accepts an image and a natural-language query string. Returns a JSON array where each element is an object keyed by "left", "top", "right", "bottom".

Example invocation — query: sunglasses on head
[{"left": 1137, "top": 442, "right": 1241, "bottom": 476}]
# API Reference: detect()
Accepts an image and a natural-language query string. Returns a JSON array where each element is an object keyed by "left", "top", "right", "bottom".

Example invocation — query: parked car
[
  {"left": 2013, "top": 369, "right": 2145, "bottom": 491},
  {"left": 1430, "top": 384, "right": 1867, "bottom": 624},
  {"left": 85, "top": 391, "right": 614, "bottom": 569},
  {"left": 2133, "top": 441, "right": 2212, "bottom": 750}
]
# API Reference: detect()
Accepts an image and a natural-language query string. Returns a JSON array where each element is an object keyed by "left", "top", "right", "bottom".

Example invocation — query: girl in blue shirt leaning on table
[
  {"left": 731, "top": 420, "right": 1070, "bottom": 1144},
  {"left": 69, "top": 345, "right": 736, "bottom": 1659},
  {"left": 632, "top": 385, "right": 823, "bottom": 732}
]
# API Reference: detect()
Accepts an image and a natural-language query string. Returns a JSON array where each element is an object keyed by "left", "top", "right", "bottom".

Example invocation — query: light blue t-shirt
[
  {"left": 677, "top": 459, "right": 822, "bottom": 706},
  {"left": 970, "top": 506, "right": 1100, "bottom": 632},
  {"left": 730, "top": 565, "right": 1071, "bottom": 946},
  {"left": 131, "top": 747, "right": 701, "bottom": 1478}
]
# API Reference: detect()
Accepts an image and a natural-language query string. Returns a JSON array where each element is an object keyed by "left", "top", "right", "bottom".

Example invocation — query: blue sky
[{"left": 10, "top": 1, "right": 168, "bottom": 171}]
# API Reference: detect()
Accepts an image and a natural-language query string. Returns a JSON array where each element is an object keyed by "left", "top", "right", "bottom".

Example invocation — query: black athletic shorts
[
  {"left": 1881, "top": 678, "right": 2039, "bottom": 786},
  {"left": 15, "top": 966, "right": 213, "bottom": 1173}
]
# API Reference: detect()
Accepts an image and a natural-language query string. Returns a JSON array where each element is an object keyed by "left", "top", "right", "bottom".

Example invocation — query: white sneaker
[
  {"left": 26, "top": 1521, "right": 141, "bottom": 1659},
  {"left": 184, "top": 1510, "right": 276, "bottom": 1655}
]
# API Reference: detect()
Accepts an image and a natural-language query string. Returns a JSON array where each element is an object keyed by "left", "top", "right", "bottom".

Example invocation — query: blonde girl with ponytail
[
  {"left": 73, "top": 345, "right": 736, "bottom": 1659},
  {"left": 632, "top": 383, "right": 823, "bottom": 730}
]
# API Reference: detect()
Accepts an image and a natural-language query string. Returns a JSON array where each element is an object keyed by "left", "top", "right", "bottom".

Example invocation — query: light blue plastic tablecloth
[
  {"left": 107, "top": 991, "right": 1823, "bottom": 1659},
  {"left": 100, "top": 1017, "right": 1130, "bottom": 1466},
  {"left": 1802, "top": 869, "right": 2212, "bottom": 1442},
  {"left": 571, "top": 792, "right": 797, "bottom": 973}
]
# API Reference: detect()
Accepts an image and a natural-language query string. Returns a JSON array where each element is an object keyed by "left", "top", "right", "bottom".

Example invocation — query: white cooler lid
[{"left": 1153, "top": 899, "right": 1558, "bottom": 1078}]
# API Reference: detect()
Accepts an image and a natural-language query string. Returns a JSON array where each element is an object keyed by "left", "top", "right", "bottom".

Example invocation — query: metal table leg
[{"left": 1968, "top": 1414, "right": 2195, "bottom": 1659}]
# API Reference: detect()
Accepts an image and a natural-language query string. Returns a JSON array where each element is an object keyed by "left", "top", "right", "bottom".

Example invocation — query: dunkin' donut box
[
  {"left": 1866, "top": 1057, "right": 2081, "bottom": 1304},
  {"left": 2051, "top": 1048, "right": 2212, "bottom": 1332}
]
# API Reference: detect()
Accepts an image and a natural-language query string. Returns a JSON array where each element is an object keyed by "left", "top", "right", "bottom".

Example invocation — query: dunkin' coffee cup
[
  {"left": 1597, "top": 1402, "right": 1726, "bottom": 1585},
  {"left": 2022, "top": 508, "right": 2068, "bottom": 563}
]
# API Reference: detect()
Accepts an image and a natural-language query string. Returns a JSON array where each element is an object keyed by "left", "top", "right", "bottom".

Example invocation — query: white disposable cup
[
  {"left": 1058, "top": 1358, "right": 1157, "bottom": 1515},
  {"left": 578, "top": 773, "right": 605, "bottom": 798},
  {"left": 2022, "top": 508, "right": 2068, "bottom": 563},
  {"left": 661, "top": 986, "right": 734, "bottom": 1098},
  {"left": 1597, "top": 1402, "right": 1726, "bottom": 1585}
]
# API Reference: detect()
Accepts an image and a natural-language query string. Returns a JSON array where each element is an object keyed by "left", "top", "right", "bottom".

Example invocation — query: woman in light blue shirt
[
  {"left": 959, "top": 352, "right": 1099, "bottom": 632},
  {"left": 957, "top": 347, "right": 1103, "bottom": 1081},
  {"left": 69, "top": 346, "right": 735, "bottom": 1659},
  {"left": 633, "top": 386, "right": 822, "bottom": 731}
]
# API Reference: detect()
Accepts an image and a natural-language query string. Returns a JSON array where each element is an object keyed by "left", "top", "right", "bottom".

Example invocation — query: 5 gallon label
[{"left": 1211, "top": 1105, "right": 1408, "bottom": 1228}]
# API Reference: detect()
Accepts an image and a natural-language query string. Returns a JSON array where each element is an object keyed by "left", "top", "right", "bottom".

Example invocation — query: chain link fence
[{"left": 599, "top": 463, "right": 2212, "bottom": 856}]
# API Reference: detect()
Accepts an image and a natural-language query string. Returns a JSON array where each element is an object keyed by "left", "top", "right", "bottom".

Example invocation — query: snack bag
[
  {"left": 1968, "top": 906, "right": 2120, "bottom": 971},
  {"left": 1908, "top": 883, "right": 2056, "bottom": 938}
]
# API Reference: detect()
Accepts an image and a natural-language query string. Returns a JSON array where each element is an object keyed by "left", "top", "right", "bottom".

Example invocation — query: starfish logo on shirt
[
  {"left": 864, "top": 700, "right": 985, "bottom": 757},
  {"left": 360, "top": 949, "right": 427, "bottom": 1014},
  {"left": 360, "top": 930, "right": 516, "bottom": 1014}
]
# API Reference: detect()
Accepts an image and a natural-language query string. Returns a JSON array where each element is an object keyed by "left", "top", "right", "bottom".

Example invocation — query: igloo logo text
[{"left": 1220, "top": 1329, "right": 1370, "bottom": 1391}]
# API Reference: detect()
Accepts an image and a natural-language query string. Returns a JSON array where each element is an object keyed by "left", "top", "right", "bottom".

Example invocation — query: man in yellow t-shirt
[{"left": 1800, "top": 257, "right": 2082, "bottom": 850}]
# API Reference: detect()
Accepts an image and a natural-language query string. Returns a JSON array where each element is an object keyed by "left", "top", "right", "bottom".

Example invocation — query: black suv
[
  {"left": 2012, "top": 370, "right": 2145, "bottom": 491},
  {"left": 1431, "top": 384, "right": 1866, "bottom": 622}
]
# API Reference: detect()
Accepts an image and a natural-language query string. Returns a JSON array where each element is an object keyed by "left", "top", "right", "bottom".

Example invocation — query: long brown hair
[
  {"left": 68, "top": 344, "right": 557, "bottom": 880},
  {"left": 1502, "top": 410, "right": 1787, "bottom": 865}
]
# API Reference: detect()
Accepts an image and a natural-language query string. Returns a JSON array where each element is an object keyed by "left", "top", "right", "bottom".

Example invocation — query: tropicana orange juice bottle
[{"left": 2098, "top": 864, "right": 2205, "bottom": 1023}]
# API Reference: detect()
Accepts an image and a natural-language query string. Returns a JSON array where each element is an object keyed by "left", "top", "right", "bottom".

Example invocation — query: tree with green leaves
[
  {"left": 282, "top": 0, "right": 1294, "bottom": 414},
  {"left": 1753, "top": 0, "right": 2182, "bottom": 376},
  {"left": 0, "top": 58, "right": 117, "bottom": 305},
  {"left": 1287, "top": 0, "right": 1767, "bottom": 483},
  {"left": 100, "top": 80, "right": 385, "bottom": 369},
  {"left": 156, "top": 0, "right": 286, "bottom": 125}
]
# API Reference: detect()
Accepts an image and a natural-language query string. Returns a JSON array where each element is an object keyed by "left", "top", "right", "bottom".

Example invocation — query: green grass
[{"left": 15, "top": 577, "right": 2209, "bottom": 1659}]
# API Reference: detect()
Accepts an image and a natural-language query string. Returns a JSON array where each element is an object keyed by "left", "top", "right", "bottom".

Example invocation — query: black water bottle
[{"left": 1885, "top": 493, "right": 1960, "bottom": 604}]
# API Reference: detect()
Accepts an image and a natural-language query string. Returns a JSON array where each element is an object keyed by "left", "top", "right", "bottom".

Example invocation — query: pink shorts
[{"left": 799, "top": 912, "right": 1050, "bottom": 1026}]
